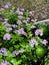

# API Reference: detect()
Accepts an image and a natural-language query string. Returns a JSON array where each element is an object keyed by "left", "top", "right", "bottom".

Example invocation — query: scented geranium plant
[{"left": 0, "top": 4, "right": 49, "bottom": 65}]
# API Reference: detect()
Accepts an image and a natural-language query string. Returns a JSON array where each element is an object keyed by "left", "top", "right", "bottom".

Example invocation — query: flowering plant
[{"left": 0, "top": 4, "right": 49, "bottom": 65}]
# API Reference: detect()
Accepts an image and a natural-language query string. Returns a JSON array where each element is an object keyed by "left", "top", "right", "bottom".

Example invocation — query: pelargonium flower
[
  {"left": 0, "top": 48, "right": 7, "bottom": 55},
  {"left": 2, "top": 21, "right": 8, "bottom": 25},
  {"left": 26, "top": 17, "right": 30, "bottom": 22},
  {"left": 16, "top": 8, "right": 23, "bottom": 15},
  {"left": 42, "top": 39, "right": 48, "bottom": 45},
  {"left": 29, "top": 39, "right": 38, "bottom": 47},
  {"left": 13, "top": 30, "right": 18, "bottom": 33},
  {"left": 22, "top": 20, "right": 27, "bottom": 24},
  {"left": 4, "top": 4, "right": 9, "bottom": 9},
  {"left": 6, "top": 27, "right": 12, "bottom": 32},
  {"left": 2, "top": 18, "right": 8, "bottom": 25},
  {"left": 29, "top": 11, "right": 32, "bottom": 15},
  {"left": 18, "top": 15, "right": 23, "bottom": 19},
  {"left": 14, "top": 28, "right": 27, "bottom": 36},
  {"left": 17, "top": 20, "right": 22, "bottom": 25},
  {"left": 2, "top": 22, "right": 10, "bottom": 27},
  {"left": 1, "top": 61, "right": 8, "bottom": 65},
  {"left": 35, "top": 29, "right": 43, "bottom": 36},
  {"left": 12, "top": 49, "right": 25, "bottom": 55},
  {"left": 12, "top": 50, "right": 20, "bottom": 55},
  {"left": 3, "top": 33, "right": 11, "bottom": 40},
  {"left": 11, "top": 24, "right": 17, "bottom": 28},
  {"left": 0, "top": 8, "right": 4, "bottom": 11},
  {"left": 2, "top": 18, "right": 10, "bottom": 27},
  {"left": 18, "top": 28, "right": 27, "bottom": 36},
  {"left": 0, "top": 18, "right": 3, "bottom": 20}
]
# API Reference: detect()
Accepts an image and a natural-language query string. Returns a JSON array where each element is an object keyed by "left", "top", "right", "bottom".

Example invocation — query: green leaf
[{"left": 11, "top": 59, "right": 22, "bottom": 65}]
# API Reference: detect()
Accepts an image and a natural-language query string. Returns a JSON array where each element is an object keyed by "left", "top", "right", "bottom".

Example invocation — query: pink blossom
[
  {"left": 0, "top": 18, "right": 3, "bottom": 20},
  {"left": 2, "top": 21, "right": 8, "bottom": 25},
  {"left": 29, "top": 11, "right": 32, "bottom": 15},
  {"left": 29, "top": 39, "right": 38, "bottom": 47},
  {"left": 0, "top": 8, "right": 4, "bottom": 11},
  {"left": 17, "top": 20, "right": 22, "bottom": 25},
  {"left": 35, "top": 29, "right": 43, "bottom": 36},
  {"left": 1, "top": 61, "right": 8, "bottom": 65},
  {"left": 5, "top": 4, "right": 9, "bottom": 9},
  {"left": 11, "top": 24, "right": 17, "bottom": 28},
  {"left": 12, "top": 49, "right": 25, "bottom": 55},
  {"left": 31, "top": 19, "right": 35, "bottom": 22},
  {"left": 6, "top": 27, "right": 12, "bottom": 32},
  {"left": 42, "top": 39, "right": 48, "bottom": 45},
  {"left": 26, "top": 17, "right": 30, "bottom": 22},
  {"left": 0, "top": 48, "right": 7, "bottom": 55},
  {"left": 3, "top": 33, "right": 11, "bottom": 40},
  {"left": 16, "top": 8, "right": 23, "bottom": 15},
  {"left": 14, "top": 28, "right": 27, "bottom": 36},
  {"left": 18, "top": 15, "right": 23, "bottom": 19},
  {"left": 18, "top": 28, "right": 27, "bottom": 36},
  {"left": 22, "top": 20, "right": 27, "bottom": 24}
]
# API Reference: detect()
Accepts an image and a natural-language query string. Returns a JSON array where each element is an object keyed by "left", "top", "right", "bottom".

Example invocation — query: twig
[{"left": 33, "top": 19, "right": 49, "bottom": 25}]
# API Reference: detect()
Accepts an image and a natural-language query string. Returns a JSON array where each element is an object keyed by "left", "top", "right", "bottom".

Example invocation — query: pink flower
[
  {"left": 6, "top": 27, "right": 12, "bottom": 32},
  {"left": 1, "top": 61, "right": 8, "bottom": 65},
  {"left": 12, "top": 50, "right": 20, "bottom": 55},
  {"left": 16, "top": 8, "right": 23, "bottom": 15},
  {"left": 14, "top": 28, "right": 27, "bottom": 36},
  {"left": 35, "top": 29, "right": 43, "bottom": 36},
  {"left": 2, "top": 21, "right": 8, "bottom": 25},
  {"left": 29, "top": 11, "right": 32, "bottom": 15},
  {"left": 26, "top": 17, "right": 30, "bottom": 22},
  {"left": 18, "top": 28, "right": 27, "bottom": 36},
  {"left": 29, "top": 39, "right": 38, "bottom": 47},
  {"left": 42, "top": 39, "right": 48, "bottom": 45},
  {"left": 12, "top": 49, "right": 25, "bottom": 55},
  {"left": 3, "top": 33, "right": 11, "bottom": 40},
  {"left": 18, "top": 15, "right": 23, "bottom": 19},
  {"left": 22, "top": 20, "right": 27, "bottom": 24},
  {"left": 5, "top": 4, "right": 9, "bottom": 9},
  {"left": 11, "top": 24, "right": 17, "bottom": 28},
  {"left": 0, "top": 48, "right": 7, "bottom": 55},
  {"left": 0, "top": 18, "right": 3, "bottom": 20},
  {"left": 17, "top": 20, "right": 22, "bottom": 25},
  {"left": 0, "top": 8, "right": 4, "bottom": 11},
  {"left": 31, "top": 19, "right": 35, "bottom": 22}
]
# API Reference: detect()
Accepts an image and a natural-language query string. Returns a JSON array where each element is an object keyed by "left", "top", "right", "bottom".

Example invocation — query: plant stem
[{"left": 34, "top": 19, "right": 49, "bottom": 25}]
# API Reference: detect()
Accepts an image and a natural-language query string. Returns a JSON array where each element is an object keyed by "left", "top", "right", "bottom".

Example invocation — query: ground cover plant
[{"left": 0, "top": 4, "right": 49, "bottom": 65}]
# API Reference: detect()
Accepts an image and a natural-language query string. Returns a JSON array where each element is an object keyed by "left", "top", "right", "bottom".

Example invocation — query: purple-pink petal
[
  {"left": 1, "top": 61, "right": 8, "bottom": 65},
  {"left": 35, "top": 29, "right": 43, "bottom": 36},
  {"left": 5, "top": 4, "right": 9, "bottom": 9},
  {"left": 3, "top": 33, "right": 11, "bottom": 40}
]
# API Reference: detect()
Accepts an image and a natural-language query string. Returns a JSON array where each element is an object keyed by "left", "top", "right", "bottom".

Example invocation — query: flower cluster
[
  {"left": 35, "top": 29, "right": 43, "bottom": 36},
  {"left": 12, "top": 49, "right": 25, "bottom": 55},
  {"left": 0, "top": 48, "right": 7, "bottom": 55},
  {"left": 0, "top": 61, "right": 8, "bottom": 65},
  {"left": 3, "top": 33, "right": 11, "bottom": 40},
  {"left": 14, "top": 28, "right": 27, "bottom": 36},
  {"left": 0, "top": 4, "right": 49, "bottom": 65},
  {"left": 29, "top": 39, "right": 38, "bottom": 47}
]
